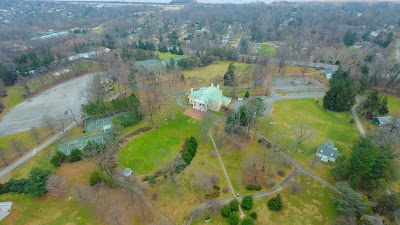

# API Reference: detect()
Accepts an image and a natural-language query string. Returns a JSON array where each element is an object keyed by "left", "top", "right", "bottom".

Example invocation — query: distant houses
[
  {"left": 315, "top": 141, "right": 338, "bottom": 162},
  {"left": 188, "top": 84, "right": 231, "bottom": 112}
]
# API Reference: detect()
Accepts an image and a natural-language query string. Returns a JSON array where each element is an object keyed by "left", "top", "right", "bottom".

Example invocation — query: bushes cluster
[
  {"left": 82, "top": 94, "right": 141, "bottom": 119},
  {"left": 242, "top": 195, "right": 254, "bottom": 210},
  {"left": 268, "top": 194, "right": 283, "bottom": 211},
  {"left": 250, "top": 212, "right": 258, "bottom": 219},
  {"left": 205, "top": 185, "right": 220, "bottom": 199},
  {"left": 0, "top": 167, "right": 52, "bottom": 197},
  {"left": 242, "top": 217, "right": 254, "bottom": 225},
  {"left": 50, "top": 149, "right": 83, "bottom": 167},
  {"left": 229, "top": 213, "right": 239, "bottom": 225},
  {"left": 89, "top": 170, "right": 113, "bottom": 187},
  {"left": 182, "top": 137, "right": 198, "bottom": 165},
  {"left": 246, "top": 185, "right": 262, "bottom": 191}
]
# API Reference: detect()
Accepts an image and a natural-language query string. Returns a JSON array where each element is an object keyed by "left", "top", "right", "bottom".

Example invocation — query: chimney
[
  {"left": 211, "top": 83, "right": 214, "bottom": 87},
  {"left": 191, "top": 88, "right": 193, "bottom": 93},
  {"left": 217, "top": 85, "right": 219, "bottom": 89}
]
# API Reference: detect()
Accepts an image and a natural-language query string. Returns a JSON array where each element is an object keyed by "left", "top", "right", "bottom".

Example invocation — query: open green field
[
  {"left": 0, "top": 193, "right": 102, "bottom": 225},
  {"left": 192, "top": 174, "right": 338, "bottom": 225},
  {"left": 258, "top": 42, "right": 277, "bottom": 57},
  {"left": 119, "top": 113, "right": 200, "bottom": 175},
  {"left": 154, "top": 51, "right": 186, "bottom": 59},
  {"left": 0, "top": 85, "right": 24, "bottom": 117},
  {"left": 181, "top": 61, "right": 251, "bottom": 88},
  {"left": 259, "top": 98, "right": 359, "bottom": 180},
  {"left": 212, "top": 121, "right": 295, "bottom": 195},
  {"left": 385, "top": 93, "right": 400, "bottom": 114}
]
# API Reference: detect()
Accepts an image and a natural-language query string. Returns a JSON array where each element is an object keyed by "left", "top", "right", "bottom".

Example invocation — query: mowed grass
[
  {"left": 0, "top": 85, "right": 24, "bottom": 117},
  {"left": 119, "top": 113, "right": 200, "bottom": 175},
  {"left": 385, "top": 93, "right": 400, "bottom": 114},
  {"left": 147, "top": 140, "right": 232, "bottom": 224},
  {"left": 258, "top": 42, "right": 277, "bottom": 56},
  {"left": 192, "top": 174, "right": 338, "bottom": 225},
  {"left": 257, "top": 174, "right": 338, "bottom": 225},
  {"left": 259, "top": 98, "right": 359, "bottom": 180},
  {"left": 181, "top": 61, "right": 251, "bottom": 88},
  {"left": 154, "top": 51, "right": 186, "bottom": 59},
  {"left": 212, "top": 121, "right": 295, "bottom": 195},
  {"left": 0, "top": 193, "right": 103, "bottom": 225}
]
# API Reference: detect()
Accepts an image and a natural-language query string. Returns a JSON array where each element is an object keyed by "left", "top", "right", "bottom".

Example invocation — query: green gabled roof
[{"left": 189, "top": 86, "right": 230, "bottom": 104}]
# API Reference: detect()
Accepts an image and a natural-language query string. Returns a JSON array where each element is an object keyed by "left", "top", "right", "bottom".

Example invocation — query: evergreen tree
[
  {"left": 360, "top": 91, "right": 389, "bottom": 119},
  {"left": 224, "top": 63, "right": 236, "bottom": 86},
  {"left": 177, "top": 47, "right": 184, "bottom": 55},
  {"left": 268, "top": 194, "right": 283, "bottom": 211},
  {"left": 335, "top": 182, "right": 367, "bottom": 217},
  {"left": 323, "top": 68, "right": 356, "bottom": 112}
]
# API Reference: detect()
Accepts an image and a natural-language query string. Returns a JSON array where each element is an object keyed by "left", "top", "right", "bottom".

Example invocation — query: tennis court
[
  {"left": 57, "top": 133, "right": 112, "bottom": 155},
  {"left": 84, "top": 117, "right": 113, "bottom": 132}
]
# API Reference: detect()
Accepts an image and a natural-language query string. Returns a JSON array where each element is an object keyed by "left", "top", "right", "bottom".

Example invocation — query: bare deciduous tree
[
  {"left": 10, "top": 139, "right": 24, "bottom": 157},
  {"left": 42, "top": 113, "right": 57, "bottom": 134},
  {"left": 142, "top": 86, "right": 157, "bottom": 128},
  {"left": 292, "top": 121, "right": 314, "bottom": 150},
  {"left": 46, "top": 174, "right": 67, "bottom": 197},
  {"left": 372, "top": 128, "right": 400, "bottom": 159},
  {"left": 289, "top": 181, "right": 302, "bottom": 195},
  {"left": 31, "top": 127, "right": 41, "bottom": 144},
  {"left": 67, "top": 104, "right": 80, "bottom": 127}
]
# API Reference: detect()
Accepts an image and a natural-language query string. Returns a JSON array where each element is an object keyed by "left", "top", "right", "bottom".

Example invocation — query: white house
[{"left": 188, "top": 84, "right": 231, "bottom": 112}]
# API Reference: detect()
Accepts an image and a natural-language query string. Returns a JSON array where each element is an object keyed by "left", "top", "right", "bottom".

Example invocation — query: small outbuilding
[
  {"left": 316, "top": 141, "right": 338, "bottom": 162},
  {"left": 372, "top": 116, "right": 399, "bottom": 127},
  {"left": 324, "top": 68, "right": 333, "bottom": 79}
]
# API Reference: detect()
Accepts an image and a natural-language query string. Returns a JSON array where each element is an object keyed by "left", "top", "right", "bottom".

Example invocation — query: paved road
[{"left": 0, "top": 121, "right": 78, "bottom": 179}]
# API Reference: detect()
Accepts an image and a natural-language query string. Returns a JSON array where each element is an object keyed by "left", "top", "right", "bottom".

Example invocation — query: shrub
[
  {"left": 250, "top": 211, "right": 258, "bottom": 219},
  {"left": 50, "top": 151, "right": 67, "bottom": 167},
  {"left": 89, "top": 170, "right": 113, "bottom": 187},
  {"left": 267, "top": 180, "right": 275, "bottom": 187},
  {"left": 246, "top": 185, "right": 262, "bottom": 191},
  {"left": 183, "top": 151, "right": 193, "bottom": 165},
  {"left": 149, "top": 176, "right": 156, "bottom": 185},
  {"left": 68, "top": 148, "right": 82, "bottom": 162},
  {"left": 244, "top": 90, "right": 250, "bottom": 98},
  {"left": 25, "top": 167, "right": 52, "bottom": 197},
  {"left": 242, "top": 195, "right": 254, "bottom": 210},
  {"left": 290, "top": 181, "right": 302, "bottom": 195},
  {"left": 221, "top": 204, "right": 231, "bottom": 218},
  {"left": 277, "top": 170, "right": 285, "bottom": 177},
  {"left": 1, "top": 179, "right": 29, "bottom": 194},
  {"left": 230, "top": 199, "right": 239, "bottom": 211},
  {"left": 229, "top": 213, "right": 239, "bottom": 225},
  {"left": 242, "top": 217, "right": 254, "bottom": 225},
  {"left": 268, "top": 194, "right": 283, "bottom": 211}
]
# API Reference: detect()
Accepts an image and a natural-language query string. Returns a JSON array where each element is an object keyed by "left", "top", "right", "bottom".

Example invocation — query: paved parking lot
[{"left": 0, "top": 73, "right": 96, "bottom": 137}]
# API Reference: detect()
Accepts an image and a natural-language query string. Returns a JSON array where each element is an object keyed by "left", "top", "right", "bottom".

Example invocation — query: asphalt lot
[{"left": 0, "top": 73, "right": 96, "bottom": 137}]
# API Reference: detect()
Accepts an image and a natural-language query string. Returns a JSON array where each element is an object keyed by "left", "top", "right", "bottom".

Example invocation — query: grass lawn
[
  {"left": 211, "top": 121, "right": 295, "bottom": 196},
  {"left": 192, "top": 174, "right": 338, "bottom": 225},
  {"left": 154, "top": 51, "right": 186, "bottom": 59},
  {"left": 258, "top": 42, "right": 277, "bottom": 57},
  {"left": 385, "top": 93, "right": 400, "bottom": 114},
  {"left": 0, "top": 85, "right": 24, "bottom": 117},
  {"left": 119, "top": 112, "right": 200, "bottom": 175},
  {"left": 0, "top": 193, "right": 103, "bottom": 225},
  {"left": 259, "top": 98, "right": 360, "bottom": 180},
  {"left": 147, "top": 139, "right": 231, "bottom": 224},
  {"left": 181, "top": 61, "right": 251, "bottom": 88}
]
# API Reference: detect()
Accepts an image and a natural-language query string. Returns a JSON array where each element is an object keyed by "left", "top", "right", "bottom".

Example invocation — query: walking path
[
  {"left": 351, "top": 96, "right": 366, "bottom": 138},
  {"left": 208, "top": 121, "right": 245, "bottom": 219},
  {"left": 0, "top": 121, "right": 78, "bottom": 178}
]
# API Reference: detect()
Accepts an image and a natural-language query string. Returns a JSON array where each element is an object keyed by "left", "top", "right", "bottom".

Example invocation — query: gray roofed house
[{"left": 316, "top": 140, "right": 338, "bottom": 162}]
